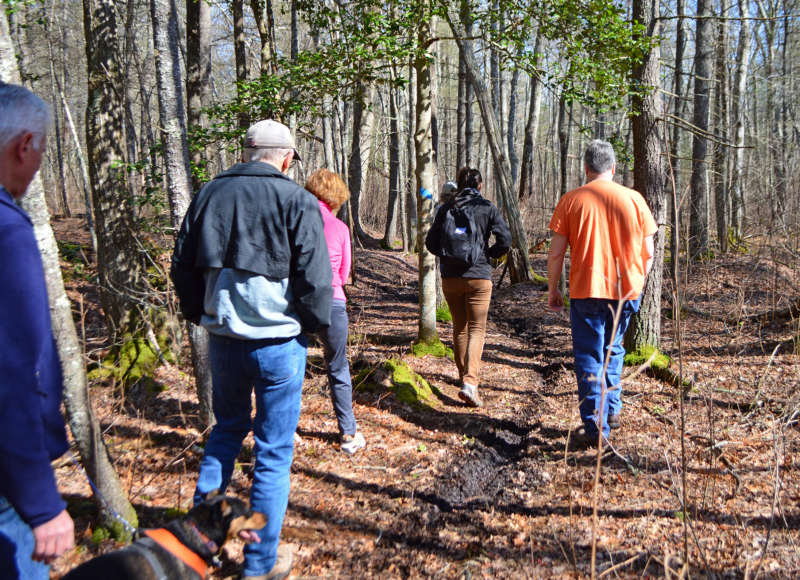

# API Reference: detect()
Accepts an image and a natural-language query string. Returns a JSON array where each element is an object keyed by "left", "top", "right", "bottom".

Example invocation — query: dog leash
[
  {"left": 130, "top": 538, "right": 170, "bottom": 580},
  {"left": 66, "top": 451, "right": 138, "bottom": 537}
]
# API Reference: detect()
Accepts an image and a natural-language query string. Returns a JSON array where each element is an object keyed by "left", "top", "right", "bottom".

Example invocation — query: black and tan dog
[{"left": 62, "top": 492, "right": 266, "bottom": 580}]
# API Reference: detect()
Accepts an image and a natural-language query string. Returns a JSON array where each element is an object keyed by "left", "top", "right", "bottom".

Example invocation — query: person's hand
[
  {"left": 548, "top": 289, "right": 564, "bottom": 312},
  {"left": 32, "top": 509, "right": 74, "bottom": 564},
  {"left": 238, "top": 530, "right": 262, "bottom": 543}
]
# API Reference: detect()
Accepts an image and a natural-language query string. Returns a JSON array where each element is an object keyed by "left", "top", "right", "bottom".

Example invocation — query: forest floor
[{"left": 49, "top": 217, "right": 799, "bottom": 579}]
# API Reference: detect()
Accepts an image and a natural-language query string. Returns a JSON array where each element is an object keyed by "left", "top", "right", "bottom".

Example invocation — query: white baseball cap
[{"left": 244, "top": 119, "right": 301, "bottom": 161}]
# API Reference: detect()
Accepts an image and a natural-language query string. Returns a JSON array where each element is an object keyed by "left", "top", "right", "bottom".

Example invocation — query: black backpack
[{"left": 438, "top": 199, "right": 482, "bottom": 266}]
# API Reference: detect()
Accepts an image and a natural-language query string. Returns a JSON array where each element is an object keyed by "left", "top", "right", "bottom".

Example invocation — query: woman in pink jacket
[{"left": 304, "top": 169, "right": 365, "bottom": 454}]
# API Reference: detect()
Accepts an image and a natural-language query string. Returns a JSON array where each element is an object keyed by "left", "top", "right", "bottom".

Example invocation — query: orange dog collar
[{"left": 144, "top": 528, "right": 208, "bottom": 579}]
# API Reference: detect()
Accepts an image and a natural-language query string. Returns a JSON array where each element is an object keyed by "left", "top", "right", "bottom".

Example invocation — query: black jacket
[
  {"left": 171, "top": 161, "right": 332, "bottom": 332},
  {"left": 425, "top": 188, "right": 512, "bottom": 279}
]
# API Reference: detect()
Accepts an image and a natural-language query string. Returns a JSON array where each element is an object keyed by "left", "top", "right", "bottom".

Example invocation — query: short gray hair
[
  {"left": 243, "top": 146, "right": 293, "bottom": 164},
  {"left": 0, "top": 83, "right": 51, "bottom": 151},
  {"left": 584, "top": 139, "right": 616, "bottom": 174}
]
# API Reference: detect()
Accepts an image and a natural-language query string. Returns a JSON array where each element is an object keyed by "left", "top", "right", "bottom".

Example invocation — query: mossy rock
[
  {"left": 411, "top": 340, "right": 453, "bottom": 360},
  {"left": 624, "top": 345, "right": 670, "bottom": 369},
  {"left": 87, "top": 310, "right": 178, "bottom": 387},
  {"left": 355, "top": 359, "right": 440, "bottom": 408},
  {"left": 384, "top": 359, "right": 440, "bottom": 406},
  {"left": 88, "top": 336, "right": 162, "bottom": 385}
]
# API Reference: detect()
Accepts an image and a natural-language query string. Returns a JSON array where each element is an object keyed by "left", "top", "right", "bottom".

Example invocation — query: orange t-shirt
[{"left": 549, "top": 179, "right": 658, "bottom": 300}]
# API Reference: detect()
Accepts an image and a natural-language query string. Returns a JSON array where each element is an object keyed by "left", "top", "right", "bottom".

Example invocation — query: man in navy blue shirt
[{"left": 0, "top": 83, "right": 74, "bottom": 578}]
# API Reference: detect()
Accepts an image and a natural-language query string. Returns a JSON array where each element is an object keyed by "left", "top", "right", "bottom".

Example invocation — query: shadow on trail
[{"left": 287, "top": 494, "right": 580, "bottom": 572}]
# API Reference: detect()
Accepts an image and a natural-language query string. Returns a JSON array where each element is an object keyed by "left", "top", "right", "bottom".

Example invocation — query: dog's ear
[
  {"left": 219, "top": 499, "right": 232, "bottom": 517},
  {"left": 226, "top": 512, "right": 268, "bottom": 543}
]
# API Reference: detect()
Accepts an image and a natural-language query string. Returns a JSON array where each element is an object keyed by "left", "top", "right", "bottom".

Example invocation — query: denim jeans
[
  {"left": 0, "top": 496, "right": 49, "bottom": 580},
  {"left": 319, "top": 299, "right": 357, "bottom": 435},
  {"left": 570, "top": 298, "right": 640, "bottom": 438},
  {"left": 194, "top": 333, "right": 307, "bottom": 577}
]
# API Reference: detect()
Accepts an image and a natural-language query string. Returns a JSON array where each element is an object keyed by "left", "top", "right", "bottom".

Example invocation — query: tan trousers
[{"left": 441, "top": 277, "right": 493, "bottom": 387}]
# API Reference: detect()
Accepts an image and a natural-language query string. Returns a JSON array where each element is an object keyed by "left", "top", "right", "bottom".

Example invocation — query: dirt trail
[{"left": 50, "top": 241, "right": 800, "bottom": 578}]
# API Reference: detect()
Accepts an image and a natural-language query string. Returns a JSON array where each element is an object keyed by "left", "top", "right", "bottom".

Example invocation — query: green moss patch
[
  {"left": 411, "top": 339, "right": 453, "bottom": 360},
  {"left": 624, "top": 345, "right": 670, "bottom": 369},
  {"left": 436, "top": 303, "right": 452, "bottom": 323}
]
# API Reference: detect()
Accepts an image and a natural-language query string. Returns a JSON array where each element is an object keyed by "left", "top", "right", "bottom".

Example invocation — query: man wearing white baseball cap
[{"left": 172, "top": 119, "right": 331, "bottom": 580}]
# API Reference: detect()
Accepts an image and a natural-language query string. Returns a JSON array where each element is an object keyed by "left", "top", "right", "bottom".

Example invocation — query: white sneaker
[
  {"left": 341, "top": 432, "right": 366, "bottom": 455},
  {"left": 458, "top": 383, "right": 483, "bottom": 407}
]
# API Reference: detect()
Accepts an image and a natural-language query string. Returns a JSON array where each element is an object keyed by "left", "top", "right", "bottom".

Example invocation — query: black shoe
[
  {"left": 607, "top": 414, "right": 620, "bottom": 430},
  {"left": 567, "top": 429, "right": 605, "bottom": 451}
]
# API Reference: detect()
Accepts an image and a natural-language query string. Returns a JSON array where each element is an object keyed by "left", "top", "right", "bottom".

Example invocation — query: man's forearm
[{"left": 547, "top": 255, "right": 563, "bottom": 294}]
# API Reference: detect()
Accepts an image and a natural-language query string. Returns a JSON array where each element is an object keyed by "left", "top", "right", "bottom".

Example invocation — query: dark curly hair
[{"left": 456, "top": 166, "right": 482, "bottom": 191}]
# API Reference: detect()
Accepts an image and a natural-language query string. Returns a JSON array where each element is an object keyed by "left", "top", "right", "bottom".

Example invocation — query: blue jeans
[
  {"left": 0, "top": 496, "right": 49, "bottom": 580},
  {"left": 319, "top": 300, "right": 357, "bottom": 435},
  {"left": 194, "top": 333, "right": 307, "bottom": 577},
  {"left": 570, "top": 298, "right": 640, "bottom": 438}
]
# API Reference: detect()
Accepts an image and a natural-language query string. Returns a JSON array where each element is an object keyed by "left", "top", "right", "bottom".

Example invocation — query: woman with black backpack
[{"left": 425, "top": 167, "right": 512, "bottom": 407}]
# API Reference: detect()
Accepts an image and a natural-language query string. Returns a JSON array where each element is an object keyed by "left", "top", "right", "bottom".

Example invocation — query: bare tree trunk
[
  {"left": 689, "top": 0, "right": 712, "bottom": 258},
  {"left": 288, "top": 0, "right": 299, "bottom": 133},
  {"left": 778, "top": 8, "right": 789, "bottom": 228},
  {"left": 233, "top": 0, "right": 249, "bottom": 131},
  {"left": 415, "top": 11, "right": 439, "bottom": 344},
  {"left": 383, "top": 73, "right": 401, "bottom": 249},
  {"left": 149, "top": 0, "right": 210, "bottom": 427},
  {"left": 57, "top": 85, "right": 97, "bottom": 254},
  {"left": 507, "top": 65, "right": 521, "bottom": 189},
  {"left": 518, "top": 32, "right": 542, "bottom": 200},
  {"left": 625, "top": 0, "right": 667, "bottom": 353},
  {"left": 558, "top": 94, "right": 570, "bottom": 197},
  {"left": 456, "top": 27, "right": 468, "bottom": 170},
  {"left": 41, "top": 7, "right": 70, "bottom": 217},
  {"left": 1, "top": 5, "right": 137, "bottom": 539},
  {"left": 346, "top": 83, "right": 369, "bottom": 242},
  {"left": 406, "top": 59, "right": 418, "bottom": 252},
  {"left": 187, "top": 0, "right": 211, "bottom": 191},
  {"left": 460, "top": 0, "right": 474, "bottom": 168},
  {"left": 730, "top": 0, "right": 750, "bottom": 241},
  {"left": 398, "top": 77, "right": 409, "bottom": 252},
  {"left": 322, "top": 96, "right": 336, "bottom": 170},
  {"left": 754, "top": 2, "right": 781, "bottom": 226},
  {"left": 670, "top": 0, "right": 685, "bottom": 208},
  {"left": 251, "top": 0, "right": 276, "bottom": 75},
  {"left": 150, "top": 0, "right": 191, "bottom": 229},
  {"left": 446, "top": 6, "right": 532, "bottom": 283},
  {"left": 713, "top": 8, "right": 730, "bottom": 252},
  {"left": 84, "top": 0, "right": 149, "bottom": 335},
  {"left": 27, "top": 181, "right": 138, "bottom": 539}
]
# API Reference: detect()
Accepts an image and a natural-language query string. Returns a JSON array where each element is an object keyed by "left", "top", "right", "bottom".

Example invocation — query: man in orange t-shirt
[{"left": 548, "top": 139, "right": 657, "bottom": 448}]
